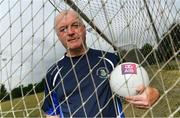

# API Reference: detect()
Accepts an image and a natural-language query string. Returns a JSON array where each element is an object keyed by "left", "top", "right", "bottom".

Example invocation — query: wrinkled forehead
[{"left": 55, "top": 10, "right": 83, "bottom": 25}]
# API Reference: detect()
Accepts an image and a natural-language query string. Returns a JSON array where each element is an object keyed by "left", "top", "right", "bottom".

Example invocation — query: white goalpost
[{"left": 0, "top": 0, "right": 179, "bottom": 117}]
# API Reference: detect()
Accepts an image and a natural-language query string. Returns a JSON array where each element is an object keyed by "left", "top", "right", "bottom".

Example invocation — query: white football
[{"left": 109, "top": 62, "right": 149, "bottom": 97}]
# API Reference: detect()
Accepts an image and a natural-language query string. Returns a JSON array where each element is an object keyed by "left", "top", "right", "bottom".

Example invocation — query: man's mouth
[{"left": 67, "top": 38, "right": 78, "bottom": 42}]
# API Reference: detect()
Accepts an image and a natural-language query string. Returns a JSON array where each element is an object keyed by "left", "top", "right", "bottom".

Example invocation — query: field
[
  {"left": 0, "top": 92, "right": 44, "bottom": 117},
  {"left": 0, "top": 61, "right": 180, "bottom": 117}
]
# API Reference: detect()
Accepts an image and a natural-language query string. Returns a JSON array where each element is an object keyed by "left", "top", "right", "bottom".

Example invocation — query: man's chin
[{"left": 67, "top": 44, "right": 83, "bottom": 50}]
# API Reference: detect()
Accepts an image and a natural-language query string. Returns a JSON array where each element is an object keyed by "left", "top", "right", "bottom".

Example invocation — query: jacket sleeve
[{"left": 41, "top": 71, "right": 62, "bottom": 116}]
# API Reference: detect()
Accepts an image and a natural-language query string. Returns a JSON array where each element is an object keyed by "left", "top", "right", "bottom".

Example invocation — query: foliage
[
  {"left": 140, "top": 43, "right": 156, "bottom": 65},
  {"left": 0, "top": 84, "right": 10, "bottom": 101},
  {"left": 157, "top": 23, "right": 180, "bottom": 61},
  {"left": 0, "top": 84, "right": 7, "bottom": 96},
  {"left": 140, "top": 22, "right": 180, "bottom": 65},
  {"left": 35, "top": 78, "right": 45, "bottom": 93},
  {"left": 11, "top": 85, "right": 23, "bottom": 98},
  {"left": 5, "top": 78, "right": 45, "bottom": 99}
]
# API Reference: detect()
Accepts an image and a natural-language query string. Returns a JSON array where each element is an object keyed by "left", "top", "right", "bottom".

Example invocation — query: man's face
[{"left": 55, "top": 11, "right": 86, "bottom": 50}]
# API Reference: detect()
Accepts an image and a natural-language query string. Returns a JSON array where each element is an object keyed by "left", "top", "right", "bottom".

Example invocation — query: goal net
[{"left": 0, "top": 0, "right": 179, "bottom": 117}]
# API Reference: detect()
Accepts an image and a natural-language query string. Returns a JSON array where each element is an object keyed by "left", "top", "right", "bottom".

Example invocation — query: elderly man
[{"left": 42, "top": 9, "right": 159, "bottom": 118}]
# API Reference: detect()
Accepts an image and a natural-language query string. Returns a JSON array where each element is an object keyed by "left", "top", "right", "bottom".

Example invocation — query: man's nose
[{"left": 66, "top": 26, "right": 75, "bottom": 35}]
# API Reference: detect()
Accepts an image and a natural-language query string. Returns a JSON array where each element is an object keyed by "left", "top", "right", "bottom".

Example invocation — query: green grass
[
  {"left": 0, "top": 93, "right": 44, "bottom": 117},
  {"left": 0, "top": 60, "right": 180, "bottom": 117}
]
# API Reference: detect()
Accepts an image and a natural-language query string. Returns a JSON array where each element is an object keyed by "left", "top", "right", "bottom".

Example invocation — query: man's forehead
[{"left": 56, "top": 10, "right": 81, "bottom": 22}]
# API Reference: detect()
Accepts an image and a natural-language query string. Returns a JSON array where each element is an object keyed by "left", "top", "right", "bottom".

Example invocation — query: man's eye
[
  {"left": 71, "top": 23, "right": 80, "bottom": 28},
  {"left": 59, "top": 28, "right": 67, "bottom": 32}
]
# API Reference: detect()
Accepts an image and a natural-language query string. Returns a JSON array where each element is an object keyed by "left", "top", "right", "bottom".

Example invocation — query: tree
[
  {"left": 0, "top": 84, "right": 7, "bottom": 95},
  {"left": 158, "top": 22, "right": 180, "bottom": 61},
  {"left": 140, "top": 43, "right": 156, "bottom": 65},
  {"left": 11, "top": 85, "right": 23, "bottom": 98},
  {"left": 23, "top": 84, "right": 34, "bottom": 95},
  {"left": 0, "top": 84, "right": 10, "bottom": 101},
  {"left": 168, "top": 23, "right": 180, "bottom": 55},
  {"left": 35, "top": 78, "right": 45, "bottom": 93}
]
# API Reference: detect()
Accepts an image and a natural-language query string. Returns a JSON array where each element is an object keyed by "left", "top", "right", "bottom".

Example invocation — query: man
[{"left": 42, "top": 9, "right": 159, "bottom": 117}]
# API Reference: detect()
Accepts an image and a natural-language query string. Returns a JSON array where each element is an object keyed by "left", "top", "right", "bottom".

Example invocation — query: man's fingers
[
  {"left": 126, "top": 99, "right": 151, "bottom": 109},
  {"left": 134, "top": 105, "right": 150, "bottom": 109},
  {"left": 136, "top": 84, "right": 145, "bottom": 94},
  {"left": 126, "top": 95, "right": 145, "bottom": 101},
  {"left": 126, "top": 99, "right": 149, "bottom": 106}
]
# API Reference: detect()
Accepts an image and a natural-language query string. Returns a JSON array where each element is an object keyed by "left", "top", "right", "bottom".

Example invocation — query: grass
[
  {"left": 0, "top": 93, "right": 44, "bottom": 117},
  {"left": 0, "top": 60, "right": 180, "bottom": 117}
]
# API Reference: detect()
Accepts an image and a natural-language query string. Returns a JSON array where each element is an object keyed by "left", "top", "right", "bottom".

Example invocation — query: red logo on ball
[{"left": 121, "top": 64, "right": 137, "bottom": 74}]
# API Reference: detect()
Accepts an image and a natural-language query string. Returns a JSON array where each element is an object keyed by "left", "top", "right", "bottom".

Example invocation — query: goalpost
[{"left": 0, "top": 0, "right": 179, "bottom": 117}]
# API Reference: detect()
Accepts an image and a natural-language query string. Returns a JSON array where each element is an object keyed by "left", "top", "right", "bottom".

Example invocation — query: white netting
[{"left": 0, "top": 0, "right": 179, "bottom": 117}]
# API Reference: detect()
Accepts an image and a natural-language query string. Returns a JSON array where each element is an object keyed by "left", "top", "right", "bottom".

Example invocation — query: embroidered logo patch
[
  {"left": 121, "top": 64, "right": 137, "bottom": 74},
  {"left": 96, "top": 67, "right": 109, "bottom": 78}
]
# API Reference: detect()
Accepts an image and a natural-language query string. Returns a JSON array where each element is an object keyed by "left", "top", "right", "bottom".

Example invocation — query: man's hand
[{"left": 125, "top": 85, "right": 160, "bottom": 108}]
